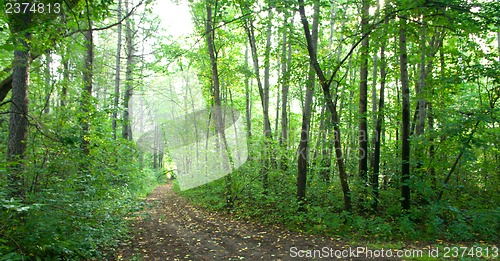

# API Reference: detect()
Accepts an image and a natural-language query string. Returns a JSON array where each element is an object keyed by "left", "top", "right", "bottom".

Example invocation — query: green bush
[{"left": 0, "top": 118, "right": 160, "bottom": 260}]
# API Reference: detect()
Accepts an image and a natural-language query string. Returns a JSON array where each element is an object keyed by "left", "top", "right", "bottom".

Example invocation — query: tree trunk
[
  {"left": 497, "top": 0, "right": 500, "bottom": 63},
  {"left": 399, "top": 15, "right": 411, "bottom": 211},
  {"left": 275, "top": 79, "right": 280, "bottom": 134},
  {"left": 60, "top": 13, "right": 69, "bottom": 108},
  {"left": 263, "top": 1, "right": 273, "bottom": 139},
  {"left": 391, "top": 47, "right": 400, "bottom": 190},
  {"left": 7, "top": 11, "right": 32, "bottom": 199},
  {"left": 61, "top": 50, "right": 69, "bottom": 107},
  {"left": 316, "top": 4, "right": 344, "bottom": 182},
  {"left": 315, "top": 107, "right": 331, "bottom": 182},
  {"left": 297, "top": 0, "right": 319, "bottom": 207},
  {"left": 284, "top": 37, "right": 292, "bottom": 139},
  {"left": 370, "top": 53, "right": 377, "bottom": 165},
  {"left": 81, "top": 32, "right": 93, "bottom": 154},
  {"left": 242, "top": 7, "right": 272, "bottom": 138},
  {"left": 43, "top": 50, "right": 52, "bottom": 114},
  {"left": 153, "top": 124, "right": 159, "bottom": 169},
  {"left": 80, "top": 0, "right": 94, "bottom": 156},
  {"left": 242, "top": 3, "right": 273, "bottom": 192},
  {"left": 358, "top": 0, "right": 370, "bottom": 185},
  {"left": 369, "top": 0, "right": 380, "bottom": 173},
  {"left": 122, "top": 0, "right": 134, "bottom": 140},
  {"left": 280, "top": 13, "right": 292, "bottom": 171},
  {"left": 371, "top": 16, "right": 387, "bottom": 211},
  {"left": 262, "top": 0, "right": 275, "bottom": 190},
  {"left": 298, "top": 0, "right": 351, "bottom": 211},
  {"left": 244, "top": 47, "right": 252, "bottom": 139},
  {"left": 0, "top": 75, "right": 11, "bottom": 103},
  {"left": 112, "top": 0, "right": 123, "bottom": 140},
  {"left": 279, "top": 15, "right": 290, "bottom": 146},
  {"left": 416, "top": 25, "right": 427, "bottom": 138},
  {"left": 430, "top": 47, "right": 446, "bottom": 190},
  {"left": 415, "top": 21, "right": 428, "bottom": 204},
  {"left": 206, "top": 1, "right": 233, "bottom": 207}
]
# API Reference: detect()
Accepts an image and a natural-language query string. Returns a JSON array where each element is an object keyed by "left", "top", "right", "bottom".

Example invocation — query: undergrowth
[
  {"left": 176, "top": 159, "right": 499, "bottom": 245},
  {"left": 0, "top": 113, "right": 163, "bottom": 260}
]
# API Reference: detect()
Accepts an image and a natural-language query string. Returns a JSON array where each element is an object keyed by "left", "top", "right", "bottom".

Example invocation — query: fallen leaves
[{"left": 114, "top": 183, "right": 372, "bottom": 261}]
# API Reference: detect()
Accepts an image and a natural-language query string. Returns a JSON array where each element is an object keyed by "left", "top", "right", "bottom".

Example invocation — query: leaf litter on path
[{"left": 112, "top": 183, "right": 396, "bottom": 260}]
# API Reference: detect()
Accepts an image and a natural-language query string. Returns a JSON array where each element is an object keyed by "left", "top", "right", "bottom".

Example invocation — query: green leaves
[{"left": 1, "top": 199, "right": 32, "bottom": 212}]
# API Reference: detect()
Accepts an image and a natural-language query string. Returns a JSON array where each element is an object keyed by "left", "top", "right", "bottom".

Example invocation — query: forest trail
[{"left": 113, "top": 183, "right": 393, "bottom": 261}]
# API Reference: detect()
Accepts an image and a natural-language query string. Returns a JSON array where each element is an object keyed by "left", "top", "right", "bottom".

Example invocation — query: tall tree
[
  {"left": 43, "top": 50, "right": 52, "bottom": 114},
  {"left": 297, "top": 0, "right": 319, "bottom": 206},
  {"left": 371, "top": 14, "right": 388, "bottom": 211},
  {"left": 263, "top": 0, "right": 273, "bottom": 140},
  {"left": 358, "top": 0, "right": 370, "bottom": 185},
  {"left": 399, "top": 13, "right": 411, "bottom": 211},
  {"left": 416, "top": 22, "right": 427, "bottom": 138},
  {"left": 244, "top": 47, "right": 252, "bottom": 139},
  {"left": 280, "top": 11, "right": 292, "bottom": 169},
  {"left": 6, "top": 10, "right": 32, "bottom": 198},
  {"left": 80, "top": 0, "right": 94, "bottom": 156},
  {"left": 497, "top": 0, "right": 500, "bottom": 62},
  {"left": 112, "top": 0, "right": 123, "bottom": 140},
  {"left": 122, "top": 0, "right": 134, "bottom": 140},
  {"left": 241, "top": 5, "right": 272, "bottom": 137},
  {"left": 298, "top": 0, "right": 351, "bottom": 211},
  {"left": 60, "top": 14, "right": 70, "bottom": 108},
  {"left": 241, "top": 1, "right": 273, "bottom": 192},
  {"left": 206, "top": 0, "right": 233, "bottom": 205},
  {"left": 61, "top": 49, "right": 70, "bottom": 107}
]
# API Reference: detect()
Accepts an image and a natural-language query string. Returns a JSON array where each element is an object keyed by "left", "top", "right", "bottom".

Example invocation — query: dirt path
[{"left": 113, "top": 183, "right": 395, "bottom": 260}]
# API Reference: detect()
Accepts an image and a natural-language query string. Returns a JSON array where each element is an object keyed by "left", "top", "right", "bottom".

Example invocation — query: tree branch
[
  {"left": 0, "top": 0, "right": 146, "bottom": 103},
  {"left": 64, "top": 0, "right": 146, "bottom": 38}
]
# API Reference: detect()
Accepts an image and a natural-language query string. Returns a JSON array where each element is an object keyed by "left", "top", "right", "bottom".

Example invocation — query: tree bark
[
  {"left": 497, "top": 0, "right": 500, "bottom": 63},
  {"left": 399, "top": 15, "right": 411, "bottom": 211},
  {"left": 416, "top": 25, "right": 427, "bottom": 137},
  {"left": 297, "top": 0, "right": 319, "bottom": 207},
  {"left": 0, "top": 75, "right": 12, "bottom": 103},
  {"left": 153, "top": 124, "right": 159, "bottom": 169},
  {"left": 206, "top": 1, "right": 233, "bottom": 207},
  {"left": 298, "top": 0, "right": 351, "bottom": 211},
  {"left": 112, "top": 0, "right": 123, "bottom": 140},
  {"left": 61, "top": 49, "right": 69, "bottom": 107},
  {"left": 262, "top": 0, "right": 275, "bottom": 190},
  {"left": 80, "top": 0, "right": 94, "bottom": 156},
  {"left": 60, "top": 13, "right": 69, "bottom": 108},
  {"left": 122, "top": 0, "right": 134, "bottom": 140},
  {"left": 279, "top": 16, "right": 289, "bottom": 146},
  {"left": 275, "top": 77, "right": 280, "bottom": 134},
  {"left": 358, "top": 0, "right": 370, "bottom": 184},
  {"left": 241, "top": 2, "right": 273, "bottom": 192},
  {"left": 369, "top": 0, "right": 380, "bottom": 174},
  {"left": 7, "top": 11, "right": 32, "bottom": 199},
  {"left": 263, "top": 1, "right": 273, "bottom": 139},
  {"left": 244, "top": 47, "right": 252, "bottom": 139},
  {"left": 283, "top": 36, "right": 292, "bottom": 145},
  {"left": 371, "top": 16, "right": 387, "bottom": 211},
  {"left": 43, "top": 50, "right": 52, "bottom": 114},
  {"left": 280, "top": 12, "right": 292, "bottom": 171},
  {"left": 241, "top": 6, "right": 272, "bottom": 139}
]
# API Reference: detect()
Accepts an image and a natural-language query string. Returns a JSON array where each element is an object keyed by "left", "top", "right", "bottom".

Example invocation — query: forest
[{"left": 0, "top": 0, "right": 499, "bottom": 259}]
